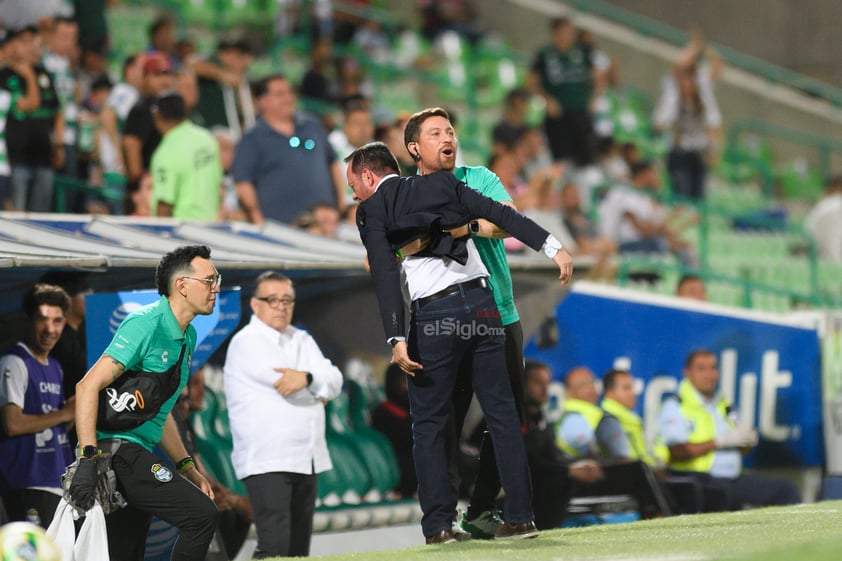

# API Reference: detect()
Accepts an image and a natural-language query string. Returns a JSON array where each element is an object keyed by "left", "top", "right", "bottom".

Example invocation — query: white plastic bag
[
  {"left": 46, "top": 498, "right": 76, "bottom": 561},
  {"left": 75, "top": 503, "right": 109, "bottom": 561},
  {"left": 46, "top": 499, "right": 110, "bottom": 561}
]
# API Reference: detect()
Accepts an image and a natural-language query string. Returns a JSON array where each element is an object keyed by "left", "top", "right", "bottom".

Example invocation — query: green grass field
[{"left": 296, "top": 501, "right": 842, "bottom": 561}]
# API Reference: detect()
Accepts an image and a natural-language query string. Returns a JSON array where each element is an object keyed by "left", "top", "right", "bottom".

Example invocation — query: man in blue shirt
[{"left": 232, "top": 74, "right": 346, "bottom": 224}]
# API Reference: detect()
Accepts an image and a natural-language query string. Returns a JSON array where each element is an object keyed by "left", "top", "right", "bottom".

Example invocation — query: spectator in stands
[
  {"left": 41, "top": 16, "right": 79, "bottom": 179},
  {"left": 658, "top": 349, "right": 801, "bottom": 511},
  {"left": 375, "top": 119, "right": 416, "bottom": 176},
  {"left": 299, "top": 36, "right": 339, "bottom": 105},
  {"left": 150, "top": 92, "right": 223, "bottom": 220},
  {"left": 122, "top": 51, "right": 173, "bottom": 190},
  {"left": 0, "top": 25, "right": 62, "bottom": 212},
  {"left": 147, "top": 13, "right": 179, "bottom": 69},
  {"left": 0, "top": 30, "right": 17, "bottom": 211},
  {"left": 329, "top": 96, "right": 374, "bottom": 204},
  {"left": 213, "top": 126, "right": 245, "bottom": 221},
  {"left": 191, "top": 38, "right": 254, "bottom": 132},
  {"left": 598, "top": 160, "right": 694, "bottom": 263},
  {"left": 38, "top": 271, "right": 91, "bottom": 399},
  {"left": 491, "top": 88, "right": 530, "bottom": 158},
  {"left": 232, "top": 74, "right": 345, "bottom": 224},
  {"left": 224, "top": 271, "right": 343, "bottom": 559},
  {"left": 597, "top": 136, "right": 631, "bottom": 184},
  {"left": 72, "top": 0, "right": 110, "bottom": 54},
  {"left": 527, "top": 17, "right": 603, "bottom": 167},
  {"left": 561, "top": 181, "right": 617, "bottom": 280},
  {"left": 556, "top": 366, "right": 630, "bottom": 462},
  {"left": 523, "top": 360, "right": 604, "bottom": 529},
  {"left": 173, "top": 369, "right": 253, "bottom": 560},
  {"left": 804, "top": 175, "right": 842, "bottom": 263},
  {"left": 371, "top": 364, "right": 417, "bottom": 498},
  {"left": 654, "top": 28, "right": 723, "bottom": 201},
  {"left": 310, "top": 202, "right": 340, "bottom": 238},
  {"left": 77, "top": 44, "right": 108, "bottom": 103},
  {"left": 676, "top": 274, "right": 708, "bottom": 301},
  {"left": 174, "top": 67, "right": 201, "bottom": 125},
  {"left": 335, "top": 203, "right": 361, "bottom": 243},
  {"left": 418, "top": 0, "right": 484, "bottom": 45},
  {"left": 98, "top": 53, "right": 144, "bottom": 185},
  {"left": 0, "top": 283, "right": 75, "bottom": 528}
]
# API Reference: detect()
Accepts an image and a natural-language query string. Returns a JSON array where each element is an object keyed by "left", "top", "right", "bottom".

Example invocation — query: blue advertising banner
[
  {"left": 85, "top": 289, "right": 242, "bottom": 373},
  {"left": 525, "top": 282, "right": 824, "bottom": 467}
]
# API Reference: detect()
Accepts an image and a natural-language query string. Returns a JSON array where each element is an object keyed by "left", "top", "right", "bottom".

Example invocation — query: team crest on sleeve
[{"left": 151, "top": 464, "right": 173, "bottom": 482}]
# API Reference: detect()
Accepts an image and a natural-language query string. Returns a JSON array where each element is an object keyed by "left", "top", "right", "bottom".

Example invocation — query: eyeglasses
[
  {"left": 255, "top": 296, "right": 295, "bottom": 308},
  {"left": 182, "top": 274, "right": 222, "bottom": 289}
]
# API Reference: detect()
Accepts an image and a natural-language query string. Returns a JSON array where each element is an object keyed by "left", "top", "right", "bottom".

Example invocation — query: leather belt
[{"left": 414, "top": 277, "right": 488, "bottom": 309}]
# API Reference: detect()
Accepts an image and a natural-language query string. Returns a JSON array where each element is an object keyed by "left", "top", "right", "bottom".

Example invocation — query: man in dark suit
[{"left": 348, "top": 142, "right": 572, "bottom": 544}]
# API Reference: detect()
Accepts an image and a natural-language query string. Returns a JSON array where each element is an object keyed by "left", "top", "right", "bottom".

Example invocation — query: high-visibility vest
[
  {"left": 555, "top": 398, "right": 605, "bottom": 458},
  {"left": 667, "top": 379, "right": 733, "bottom": 473},
  {"left": 601, "top": 397, "right": 655, "bottom": 465}
]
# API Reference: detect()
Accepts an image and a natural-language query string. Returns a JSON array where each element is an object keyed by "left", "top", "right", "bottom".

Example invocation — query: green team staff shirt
[
  {"left": 455, "top": 165, "right": 520, "bottom": 326},
  {"left": 150, "top": 120, "right": 223, "bottom": 220},
  {"left": 98, "top": 295, "right": 197, "bottom": 451}
]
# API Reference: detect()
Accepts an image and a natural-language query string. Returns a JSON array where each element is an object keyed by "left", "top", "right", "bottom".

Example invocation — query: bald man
[{"left": 555, "top": 367, "right": 631, "bottom": 462}]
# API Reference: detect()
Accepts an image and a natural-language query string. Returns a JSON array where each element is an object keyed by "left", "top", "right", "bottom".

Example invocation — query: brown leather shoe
[
  {"left": 425, "top": 529, "right": 458, "bottom": 545},
  {"left": 494, "top": 521, "right": 539, "bottom": 540}
]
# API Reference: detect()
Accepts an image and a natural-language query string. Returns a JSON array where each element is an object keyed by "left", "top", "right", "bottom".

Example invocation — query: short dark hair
[
  {"left": 122, "top": 53, "right": 139, "bottom": 79},
  {"left": 254, "top": 271, "right": 293, "bottom": 294},
  {"left": 252, "top": 74, "right": 287, "bottom": 99},
  {"left": 149, "top": 13, "right": 175, "bottom": 40},
  {"left": 38, "top": 271, "right": 90, "bottom": 296},
  {"left": 155, "top": 245, "right": 212, "bottom": 296},
  {"left": 403, "top": 107, "right": 451, "bottom": 155},
  {"left": 630, "top": 160, "right": 654, "bottom": 179},
  {"left": 22, "top": 284, "right": 71, "bottom": 318},
  {"left": 550, "top": 17, "right": 571, "bottom": 32},
  {"left": 676, "top": 274, "right": 703, "bottom": 293},
  {"left": 525, "top": 359, "right": 551, "bottom": 380},
  {"left": 152, "top": 91, "right": 186, "bottom": 122},
  {"left": 345, "top": 141, "right": 401, "bottom": 177},
  {"left": 684, "top": 348, "right": 715, "bottom": 369},
  {"left": 602, "top": 369, "right": 629, "bottom": 392}
]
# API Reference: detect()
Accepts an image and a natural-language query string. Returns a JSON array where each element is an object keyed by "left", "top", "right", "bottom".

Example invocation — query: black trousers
[
  {"left": 451, "top": 321, "right": 526, "bottom": 519},
  {"left": 2, "top": 488, "right": 62, "bottom": 528},
  {"left": 106, "top": 442, "right": 219, "bottom": 561},
  {"left": 544, "top": 111, "right": 598, "bottom": 166},
  {"left": 243, "top": 471, "right": 318, "bottom": 558},
  {"left": 573, "top": 462, "right": 673, "bottom": 518},
  {"left": 408, "top": 286, "right": 532, "bottom": 537}
]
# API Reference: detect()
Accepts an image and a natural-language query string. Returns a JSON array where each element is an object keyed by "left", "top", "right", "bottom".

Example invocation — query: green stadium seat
[{"left": 189, "top": 387, "right": 248, "bottom": 495}]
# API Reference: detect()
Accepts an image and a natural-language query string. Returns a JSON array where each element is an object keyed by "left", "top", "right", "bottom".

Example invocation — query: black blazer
[{"left": 357, "top": 171, "right": 551, "bottom": 340}]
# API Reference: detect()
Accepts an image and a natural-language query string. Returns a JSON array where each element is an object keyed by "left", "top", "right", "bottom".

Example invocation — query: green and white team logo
[{"left": 151, "top": 463, "right": 173, "bottom": 482}]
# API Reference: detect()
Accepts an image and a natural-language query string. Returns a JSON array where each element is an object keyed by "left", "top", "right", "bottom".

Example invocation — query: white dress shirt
[{"left": 223, "top": 315, "right": 344, "bottom": 479}]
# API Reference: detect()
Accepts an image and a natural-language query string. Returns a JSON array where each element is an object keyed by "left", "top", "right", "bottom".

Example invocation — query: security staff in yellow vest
[
  {"left": 557, "top": 367, "right": 672, "bottom": 517},
  {"left": 658, "top": 349, "right": 801, "bottom": 511},
  {"left": 601, "top": 369, "right": 656, "bottom": 465},
  {"left": 602, "top": 368, "right": 714, "bottom": 514},
  {"left": 556, "top": 367, "right": 630, "bottom": 461}
]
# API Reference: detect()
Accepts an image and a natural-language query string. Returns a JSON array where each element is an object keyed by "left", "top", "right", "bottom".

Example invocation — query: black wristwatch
[
  {"left": 469, "top": 219, "right": 480, "bottom": 234},
  {"left": 79, "top": 445, "right": 100, "bottom": 459},
  {"left": 306, "top": 372, "right": 313, "bottom": 386}
]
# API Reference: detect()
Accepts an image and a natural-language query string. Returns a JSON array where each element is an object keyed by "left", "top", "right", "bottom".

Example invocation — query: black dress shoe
[
  {"left": 494, "top": 520, "right": 539, "bottom": 540},
  {"left": 425, "top": 529, "right": 458, "bottom": 544}
]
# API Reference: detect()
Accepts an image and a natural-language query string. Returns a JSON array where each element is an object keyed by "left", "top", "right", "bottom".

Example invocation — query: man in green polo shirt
[
  {"left": 401, "top": 107, "right": 571, "bottom": 538},
  {"left": 150, "top": 92, "right": 222, "bottom": 220},
  {"left": 70, "top": 245, "right": 221, "bottom": 561}
]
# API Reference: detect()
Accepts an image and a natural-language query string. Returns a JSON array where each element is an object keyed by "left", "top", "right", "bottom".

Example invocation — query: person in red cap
[{"left": 122, "top": 51, "right": 173, "bottom": 191}]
